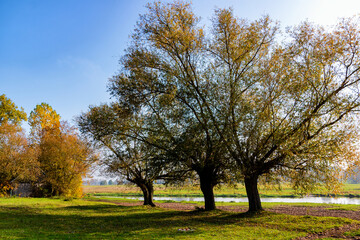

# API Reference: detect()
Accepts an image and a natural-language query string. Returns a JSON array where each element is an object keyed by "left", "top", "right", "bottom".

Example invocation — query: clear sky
[{"left": 1, "top": 0, "right": 360, "bottom": 131}]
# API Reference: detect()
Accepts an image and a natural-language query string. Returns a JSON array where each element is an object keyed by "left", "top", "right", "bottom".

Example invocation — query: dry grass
[{"left": 82, "top": 185, "right": 140, "bottom": 194}]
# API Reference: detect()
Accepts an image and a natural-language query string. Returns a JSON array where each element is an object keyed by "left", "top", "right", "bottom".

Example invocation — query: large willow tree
[
  {"left": 210, "top": 11, "right": 360, "bottom": 212},
  {"left": 78, "top": 103, "right": 189, "bottom": 206},
  {"left": 89, "top": 1, "right": 360, "bottom": 212}
]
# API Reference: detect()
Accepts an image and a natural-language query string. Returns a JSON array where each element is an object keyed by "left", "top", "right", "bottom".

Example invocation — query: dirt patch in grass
[
  {"left": 269, "top": 205, "right": 360, "bottom": 221},
  {"left": 269, "top": 206, "right": 360, "bottom": 239},
  {"left": 91, "top": 199, "right": 360, "bottom": 220}
]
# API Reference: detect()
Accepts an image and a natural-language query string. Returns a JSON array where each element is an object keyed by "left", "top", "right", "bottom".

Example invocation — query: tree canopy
[
  {"left": 29, "top": 102, "right": 61, "bottom": 139},
  {"left": 0, "top": 94, "right": 27, "bottom": 125}
]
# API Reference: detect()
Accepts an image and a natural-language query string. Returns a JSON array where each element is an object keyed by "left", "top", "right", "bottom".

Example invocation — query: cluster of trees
[
  {"left": 99, "top": 180, "right": 115, "bottom": 185},
  {"left": 79, "top": 1, "right": 360, "bottom": 213},
  {"left": 0, "top": 95, "right": 95, "bottom": 197}
]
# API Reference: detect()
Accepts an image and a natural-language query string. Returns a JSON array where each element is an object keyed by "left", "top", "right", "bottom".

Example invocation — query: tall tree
[
  {"left": 105, "top": 1, "right": 233, "bottom": 210},
  {"left": 30, "top": 103, "right": 94, "bottom": 197},
  {"left": 209, "top": 11, "right": 360, "bottom": 212}
]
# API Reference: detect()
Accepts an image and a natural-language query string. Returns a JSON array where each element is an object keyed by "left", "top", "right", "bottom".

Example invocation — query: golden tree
[
  {"left": 30, "top": 103, "right": 95, "bottom": 197},
  {"left": 0, "top": 95, "right": 38, "bottom": 195}
]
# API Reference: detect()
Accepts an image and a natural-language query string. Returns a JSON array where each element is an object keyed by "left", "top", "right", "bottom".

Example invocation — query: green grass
[{"left": 0, "top": 198, "right": 358, "bottom": 239}]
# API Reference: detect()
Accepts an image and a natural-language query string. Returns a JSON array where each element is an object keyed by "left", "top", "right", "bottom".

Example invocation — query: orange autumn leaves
[
  {"left": 0, "top": 97, "right": 95, "bottom": 197},
  {"left": 0, "top": 94, "right": 38, "bottom": 196},
  {"left": 0, "top": 123, "right": 38, "bottom": 196}
]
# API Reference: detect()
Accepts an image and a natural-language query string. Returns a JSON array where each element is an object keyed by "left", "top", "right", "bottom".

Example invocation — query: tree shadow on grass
[
  {"left": 0, "top": 202, "right": 223, "bottom": 239},
  {"left": 0, "top": 202, "right": 321, "bottom": 239},
  {"left": 63, "top": 204, "right": 131, "bottom": 212}
]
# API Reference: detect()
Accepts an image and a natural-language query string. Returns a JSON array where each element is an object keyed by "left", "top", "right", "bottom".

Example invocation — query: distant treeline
[{"left": 83, "top": 179, "right": 118, "bottom": 186}]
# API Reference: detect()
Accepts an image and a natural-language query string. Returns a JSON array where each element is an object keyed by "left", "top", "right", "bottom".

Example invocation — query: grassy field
[
  {"left": 83, "top": 183, "right": 360, "bottom": 198},
  {"left": 0, "top": 197, "right": 359, "bottom": 239}
]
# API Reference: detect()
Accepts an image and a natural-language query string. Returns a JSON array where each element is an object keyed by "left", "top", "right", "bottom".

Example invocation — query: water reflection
[{"left": 122, "top": 196, "right": 360, "bottom": 204}]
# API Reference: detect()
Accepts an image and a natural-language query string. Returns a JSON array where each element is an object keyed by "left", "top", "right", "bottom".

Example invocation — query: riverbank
[
  {"left": 83, "top": 183, "right": 360, "bottom": 198},
  {"left": 102, "top": 195, "right": 360, "bottom": 204},
  {"left": 88, "top": 196, "right": 360, "bottom": 217}
]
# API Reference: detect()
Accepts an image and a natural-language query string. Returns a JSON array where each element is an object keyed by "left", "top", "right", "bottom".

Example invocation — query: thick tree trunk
[
  {"left": 199, "top": 173, "right": 216, "bottom": 211},
  {"left": 138, "top": 181, "right": 155, "bottom": 207},
  {"left": 145, "top": 182, "right": 155, "bottom": 207},
  {"left": 244, "top": 174, "right": 263, "bottom": 213}
]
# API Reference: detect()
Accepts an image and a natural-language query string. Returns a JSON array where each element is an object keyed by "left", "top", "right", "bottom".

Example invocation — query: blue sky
[{"left": 1, "top": 0, "right": 360, "bottom": 131}]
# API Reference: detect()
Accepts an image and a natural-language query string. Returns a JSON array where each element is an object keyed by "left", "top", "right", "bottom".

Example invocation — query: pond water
[{"left": 121, "top": 196, "right": 360, "bottom": 205}]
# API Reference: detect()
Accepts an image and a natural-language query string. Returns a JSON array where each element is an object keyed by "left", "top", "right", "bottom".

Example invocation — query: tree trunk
[
  {"left": 138, "top": 181, "right": 155, "bottom": 207},
  {"left": 199, "top": 173, "right": 216, "bottom": 211},
  {"left": 145, "top": 182, "right": 155, "bottom": 207},
  {"left": 244, "top": 174, "right": 263, "bottom": 213}
]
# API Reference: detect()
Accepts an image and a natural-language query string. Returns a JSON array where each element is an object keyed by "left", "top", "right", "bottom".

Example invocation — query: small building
[{"left": 11, "top": 183, "right": 32, "bottom": 197}]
